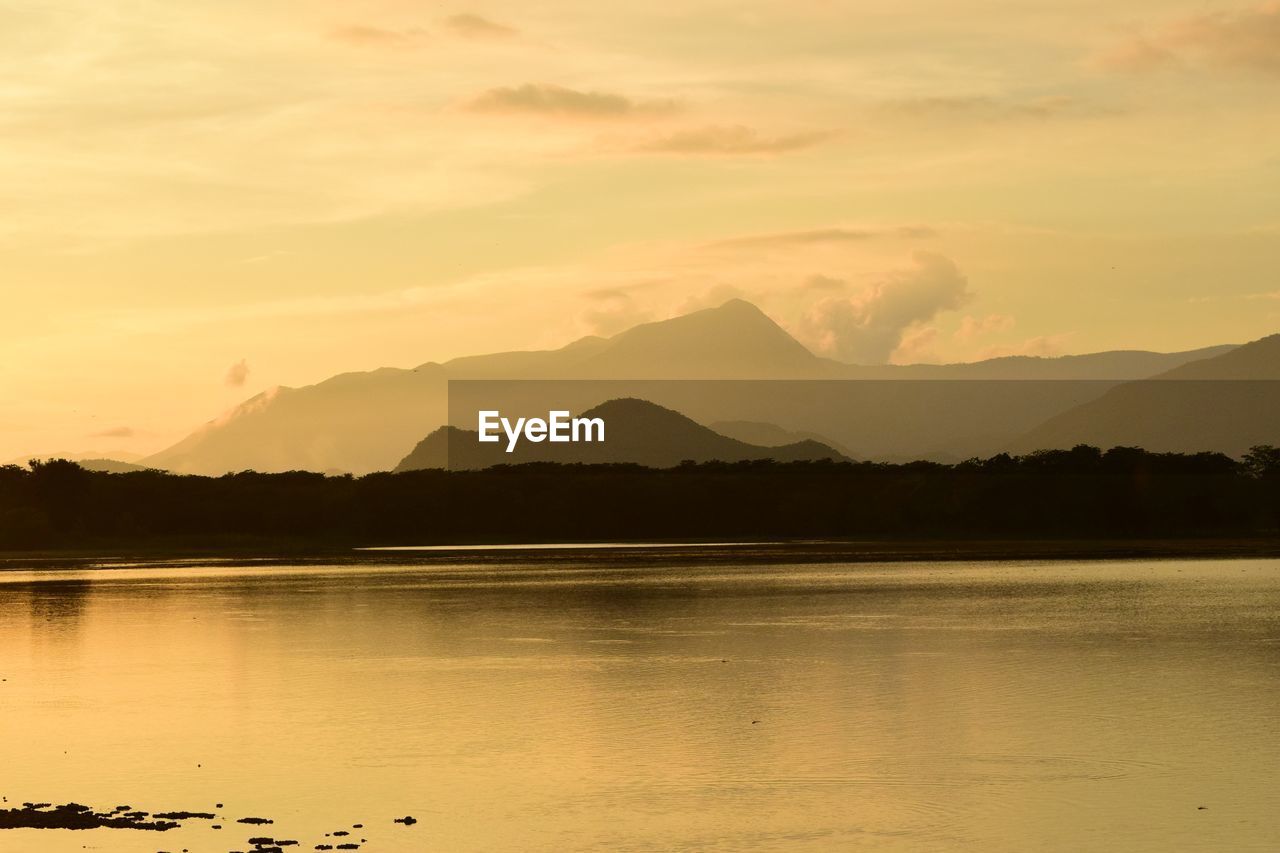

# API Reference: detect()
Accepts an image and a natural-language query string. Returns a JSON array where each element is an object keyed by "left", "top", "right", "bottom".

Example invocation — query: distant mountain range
[
  {"left": 1015, "top": 333, "right": 1280, "bottom": 456},
  {"left": 137, "top": 298, "right": 1265, "bottom": 475},
  {"left": 394, "top": 398, "right": 848, "bottom": 471},
  {"left": 5, "top": 451, "right": 149, "bottom": 473},
  {"left": 72, "top": 458, "right": 152, "bottom": 474}
]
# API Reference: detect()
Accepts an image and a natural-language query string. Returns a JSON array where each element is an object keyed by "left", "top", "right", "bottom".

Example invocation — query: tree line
[{"left": 2, "top": 445, "right": 1279, "bottom": 550}]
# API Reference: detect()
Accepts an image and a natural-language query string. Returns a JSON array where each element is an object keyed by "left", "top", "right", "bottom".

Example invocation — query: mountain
[
  {"left": 708, "top": 420, "right": 855, "bottom": 457},
  {"left": 440, "top": 334, "right": 611, "bottom": 378},
  {"left": 574, "top": 298, "right": 834, "bottom": 378},
  {"left": 146, "top": 300, "right": 828, "bottom": 475},
  {"left": 1015, "top": 334, "right": 1280, "bottom": 456},
  {"left": 1152, "top": 333, "right": 1280, "bottom": 380},
  {"left": 414, "top": 299, "right": 831, "bottom": 380},
  {"left": 143, "top": 367, "right": 452, "bottom": 476},
  {"left": 73, "top": 458, "right": 152, "bottom": 473},
  {"left": 144, "top": 298, "right": 1245, "bottom": 475},
  {"left": 6, "top": 450, "right": 145, "bottom": 467},
  {"left": 394, "top": 398, "right": 848, "bottom": 471},
  {"left": 834, "top": 345, "right": 1237, "bottom": 380},
  {"left": 4, "top": 456, "right": 151, "bottom": 473}
]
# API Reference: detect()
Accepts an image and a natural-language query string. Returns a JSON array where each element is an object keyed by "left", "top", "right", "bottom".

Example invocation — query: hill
[
  {"left": 707, "top": 420, "right": 855, "bottom": 457},
  {"left": 6, "top": 450, "right": 145, "bottom": 467},
  {"left": 394, "top": 398, "right": 848, "bottom": 470},
  {"left": 1016, "top": 334, "right": 1280, "bottom": 455}
]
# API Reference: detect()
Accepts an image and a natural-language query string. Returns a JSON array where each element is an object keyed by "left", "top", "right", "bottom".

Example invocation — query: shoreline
[{"left": 3, "top": 537, "right": 1279, "bottom": 572}]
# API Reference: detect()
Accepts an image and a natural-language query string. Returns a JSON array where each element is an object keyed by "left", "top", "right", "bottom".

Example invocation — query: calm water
[{"left": 1, "top": 557, "right": 1278, "bottom": 851}]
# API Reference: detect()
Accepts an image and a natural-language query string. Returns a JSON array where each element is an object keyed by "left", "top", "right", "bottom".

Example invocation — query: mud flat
[{"left": 0, "top": 801, "right": 414, "bottom": 852}]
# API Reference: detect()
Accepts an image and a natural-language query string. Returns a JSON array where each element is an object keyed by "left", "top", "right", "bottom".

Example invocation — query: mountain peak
[
  {"left": 581, "top": 299, "right": 824, "bottom": 378},
  {"left": 710, "top": 296, "right": 764, "bottom": 314},
  {"left": 580, "top": 397, "right": 687, "bottom": 421}
]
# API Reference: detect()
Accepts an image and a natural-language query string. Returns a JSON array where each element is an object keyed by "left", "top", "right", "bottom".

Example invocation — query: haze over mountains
[{"left": 136, "top": 299, "right": 1266, "bottom": 475}]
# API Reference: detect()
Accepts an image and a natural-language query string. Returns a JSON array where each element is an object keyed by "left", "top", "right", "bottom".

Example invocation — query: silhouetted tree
[
  {"left": 1243, "top": 445, "right": 1280, "bottom": 480},
  {"left": 0, "top": 447, "right": 1276, "bottom": 549}
]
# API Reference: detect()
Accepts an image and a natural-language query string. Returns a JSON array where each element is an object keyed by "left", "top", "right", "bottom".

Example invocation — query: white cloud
[{"left": 800, "top": 252, "right": 972, "bottom": 364}]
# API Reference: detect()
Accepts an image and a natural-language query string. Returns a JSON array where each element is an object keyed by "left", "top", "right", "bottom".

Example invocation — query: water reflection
[
  {"left": 0, "top": 558, "right": 1277, "bottom": 852},
  {"left": 0, "top": 579, "right": 93, "bottom": 655}
]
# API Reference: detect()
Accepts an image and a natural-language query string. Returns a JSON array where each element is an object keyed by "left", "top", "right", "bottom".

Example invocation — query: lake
[{"left": 1, "top": 556, "right": 1277, "bottom": 851}]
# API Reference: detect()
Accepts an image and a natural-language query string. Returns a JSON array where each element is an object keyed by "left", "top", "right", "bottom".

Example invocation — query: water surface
[{"left": 1, "top": 557, "right": 1277, "bottom": 851}]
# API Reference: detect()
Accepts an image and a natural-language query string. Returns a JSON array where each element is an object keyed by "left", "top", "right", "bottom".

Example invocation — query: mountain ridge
[{"left": 141, "top": 298, "right": 1254, "bottom": 475}]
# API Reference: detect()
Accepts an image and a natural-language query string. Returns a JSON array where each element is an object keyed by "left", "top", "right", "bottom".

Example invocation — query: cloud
[
  {"left": 676, "top": 283, "right": 750, "bottom": 315},
  {"left": 799, "top": 274, "right": 847, "bottom": 294},
  {"left": 638, "top": 125, "right": 833, "bottom": 155},
  {"left": 954, "top": 313, "right": 1016, "bottom": 343},
  {"left": 952, "top": 313, "right": 1047, "bottom": 361},
  {"left": 225, "top": 359, "right": 250, "bottom": 387},
  {"left": 881, "top": 95, "right": 1091, "bottom": 122},
  {"left": 891, "top": 324, "right": 943, "bottom": 364},
  {"left": 1096, "top": 2, "right": 1280, "bottom": 75},
  {"left": 706, "top": 226, "right": 937, "bottom": 251},
  {"left": 1095, "top": 35, "right": 1181, "bottom": 73},
  {"left": 580, "top": 290, "right": 653, "bottom": 337},
  {"left": 975, "top": 334, "right": 1073, "bottom": 360},
  {"left": 444, "top": 14, "right": 517, "bottom": 39},
  {"left": 467, "top": 84, "right": 678, "bottom": 119},
  {"left": 329, "top": 25, "right": 426, "bottom": 48},
  {"left": 801, "top": 252, "right": 972, "bottom": 364},
  {"left": 90, "top": 426, "right": 135, "bottom": 439}
]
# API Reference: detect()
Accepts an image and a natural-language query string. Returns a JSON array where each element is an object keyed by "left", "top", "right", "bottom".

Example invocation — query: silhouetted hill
[
  {"left": 708, "top": 420, "right": 855, "bottom": 457},
  {"left": 72, "top": 458, "right": 152, "bottom": 474},
  {"left": 1016, "top": 334, "right": 1280, "bottom": 455},
  {"left": 395, "top": 398, "right": 848, "bottom": 470},
  {"left": 389, "top": 426, "right": 464, "bottom": 471}
]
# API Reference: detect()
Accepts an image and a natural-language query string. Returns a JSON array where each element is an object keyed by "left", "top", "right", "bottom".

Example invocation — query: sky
[{"left": 2, "top": 0, "right": 1279, "bottom": 461}]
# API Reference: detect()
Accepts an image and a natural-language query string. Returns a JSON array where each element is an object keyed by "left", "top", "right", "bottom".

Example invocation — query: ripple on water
[{"left": 585, "top": 752, "right": 1169, "bottom": 828}]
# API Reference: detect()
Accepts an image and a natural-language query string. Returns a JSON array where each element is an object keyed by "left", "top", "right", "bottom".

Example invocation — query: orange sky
[{"left": 3, "top": 1, "right": 1279, "bottom": 460}]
